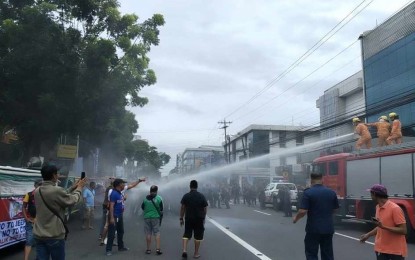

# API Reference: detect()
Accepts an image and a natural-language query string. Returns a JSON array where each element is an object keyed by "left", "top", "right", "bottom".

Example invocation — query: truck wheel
[{"left": 403, "top": 209, "right": 415, "bottom": 241}]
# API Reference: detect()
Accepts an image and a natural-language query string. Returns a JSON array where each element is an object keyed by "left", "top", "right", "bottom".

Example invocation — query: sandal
[
  {"left": 156, "top": 249, "right": 163, "bottom": 255},
  {"left": 145, "top": 250, "right": 151, "bottom": 254}
]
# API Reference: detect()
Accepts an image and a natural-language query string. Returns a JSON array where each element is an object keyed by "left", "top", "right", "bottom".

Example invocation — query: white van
[{"left": 264, "top": 182, "right": 298, "bottom": 207}]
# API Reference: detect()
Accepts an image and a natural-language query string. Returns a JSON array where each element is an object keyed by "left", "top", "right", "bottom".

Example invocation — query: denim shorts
[
  {"left": 25, "top": 221, "right": 35, "bottom": 246},
  {"left": 144, "top": 218, "right": 160, "bottom": 236}
]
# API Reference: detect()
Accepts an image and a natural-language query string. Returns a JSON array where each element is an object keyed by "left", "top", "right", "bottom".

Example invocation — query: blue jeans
[
  {"left": 304, "top": 233, "right": 334, "bottom": 260},
  {"left": 25, "top": 221, "right": 35, "bottom": 246},
  {"left": 106, "top": 215, "right": 124, "bottom": 252},
  {"left": 35, "top": 238, "right": 65, "bottom": 260}
]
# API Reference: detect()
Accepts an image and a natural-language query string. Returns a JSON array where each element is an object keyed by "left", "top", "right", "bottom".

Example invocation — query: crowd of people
[
  {"left": 22, "top": 164, "right": 408, "bottom": 260},
  {"left": 353, "top": 112, "right": 403, "bottom": 150}
]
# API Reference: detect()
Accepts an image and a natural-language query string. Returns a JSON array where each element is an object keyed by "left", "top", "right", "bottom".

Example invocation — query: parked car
[{"left": 264, "top": 182, "right": 298, "bottom": 210}]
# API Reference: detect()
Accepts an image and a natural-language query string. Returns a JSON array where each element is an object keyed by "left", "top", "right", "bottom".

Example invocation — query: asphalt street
[{"left": 2, "top": 202, "right": 415, "bottom": 260}]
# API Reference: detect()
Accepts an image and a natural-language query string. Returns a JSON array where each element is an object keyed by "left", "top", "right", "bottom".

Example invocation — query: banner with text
[{"left": 0, "top": 197, "right": 26, "bottom": 249}]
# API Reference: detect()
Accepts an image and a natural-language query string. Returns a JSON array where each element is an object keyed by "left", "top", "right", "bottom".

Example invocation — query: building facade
[
  {"left": 360, "top": 2, "right": 415, "bottom": 139},
  {"left": 225, "top": 124, "right": 318, "bottom": 185},
  {"left": 179, "top": 146, "right": 225, "bottom": 174}
]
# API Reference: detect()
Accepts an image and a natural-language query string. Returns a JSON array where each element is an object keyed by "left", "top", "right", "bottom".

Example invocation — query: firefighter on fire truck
[
  {"left": 353, "top": 117, "right": 372, "bottom": 150},
  {"left": 386, "top": 112, "right": 403, "bottom": 145},
  {"left": 365, "top": 115, "right": 391, "bottom": 147}
]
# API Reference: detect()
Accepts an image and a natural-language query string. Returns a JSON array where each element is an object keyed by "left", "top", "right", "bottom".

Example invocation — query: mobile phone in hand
[{"left": 81, "top": 172, "right": 86, "bottom": 179}]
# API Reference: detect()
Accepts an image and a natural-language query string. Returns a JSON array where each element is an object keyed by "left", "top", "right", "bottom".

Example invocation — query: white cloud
[{"left": 120, "top": 0, "right": 410, "bottom": 173}]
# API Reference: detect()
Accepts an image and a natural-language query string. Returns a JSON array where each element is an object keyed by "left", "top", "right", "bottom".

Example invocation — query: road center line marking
[
  {"left": 335, "top": 232, "right": 375, "bottom": 245},
  {"left": 254, "top": 210, "right": 272, "bottom": 216},
  {"left": 208, "top": 217, "right": 272, "bottom": 260}
]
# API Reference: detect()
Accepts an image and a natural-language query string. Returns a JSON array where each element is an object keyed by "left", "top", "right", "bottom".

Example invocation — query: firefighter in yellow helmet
[
  {"left": 353, "top": 117, "right": 372, "bottom": 150},
  {"left": 365, "top": 115, "right": 390, "bottom": 147},
  {"left": 386, "top": 112, "right": 402, "bottom": 145}
]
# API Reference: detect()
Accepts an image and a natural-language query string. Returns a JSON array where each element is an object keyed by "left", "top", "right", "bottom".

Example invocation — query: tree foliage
[
  {"left": 0, "top": 0, "right": 165, "bottom": 164},
  {"left": 126, "top": 139, "right": 171, "bottom": 176}
]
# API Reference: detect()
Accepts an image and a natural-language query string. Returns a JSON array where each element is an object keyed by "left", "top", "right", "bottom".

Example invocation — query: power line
[{"left": 223, "top": 0, "right": 373, "bottom": 119}]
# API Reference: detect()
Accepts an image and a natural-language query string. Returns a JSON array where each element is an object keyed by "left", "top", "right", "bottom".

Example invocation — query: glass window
[
  {"left": 312, "top": 163, "right": 326, "bottom": 175},
  {"left": 329, "top": 162, "right": 338, "bottom": 176}
]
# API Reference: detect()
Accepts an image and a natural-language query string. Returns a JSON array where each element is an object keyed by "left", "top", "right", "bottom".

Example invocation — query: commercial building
[
  {"left": 360, "top": 2, "right": 415, "bottom": 140},
  {"left": 225, "top": 124, "right": 318, "bottom": 185},
  {"left": 300, "top": 71, "right": 365, "bottom": 163},
  {"left": 179, "top": 145, "right": 225, "bottom": 174}
]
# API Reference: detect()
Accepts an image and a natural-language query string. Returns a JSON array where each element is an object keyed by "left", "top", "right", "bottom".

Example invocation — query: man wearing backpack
[
  {"left": 33, "top": 165, "right": 86, "bottom": 260},
  {"left": 23, "top": 179, "right": 42, "bottom": 260},
  {"left": 141, "top": 185, "right": 164, "bottom": 255}
]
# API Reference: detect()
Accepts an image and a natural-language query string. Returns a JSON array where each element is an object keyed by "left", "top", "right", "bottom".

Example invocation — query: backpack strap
[{"left": 38, "top": 188, "right": 69, "bottom": 240}]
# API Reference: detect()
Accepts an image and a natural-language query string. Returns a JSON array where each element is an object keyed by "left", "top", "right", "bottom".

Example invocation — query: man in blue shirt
[
  {"left": 82, "top": 182, "right": 96, "bottom": 230},
  {"left": 293, "top": 173, "right": 339, "bottom": 260},
  {"left": 106, "top": 179, "right": 129, "bottom": 256}
]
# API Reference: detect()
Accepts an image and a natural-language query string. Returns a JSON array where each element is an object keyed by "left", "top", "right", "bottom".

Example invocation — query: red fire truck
[{"left": 313, "top": 143, "right": 415, "bottom": 239}]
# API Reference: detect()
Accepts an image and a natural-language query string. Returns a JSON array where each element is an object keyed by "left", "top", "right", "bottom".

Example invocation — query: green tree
[
  {"left": 126, "top": 139, "right": 171, "bottom": 177},
  {"left": 0, "top": 0, "right": 165, "bottom": 165}
]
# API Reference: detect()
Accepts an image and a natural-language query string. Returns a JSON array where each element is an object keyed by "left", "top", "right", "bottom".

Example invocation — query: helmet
[
  {"left": 389, "top": 112, "right": 398, "bottom": 118},
  {"left": 378, "top": 115, "right": 388, "bottom": 121},
  {"left": 352, "top": 117, "right": 361, "bottom": 123}
]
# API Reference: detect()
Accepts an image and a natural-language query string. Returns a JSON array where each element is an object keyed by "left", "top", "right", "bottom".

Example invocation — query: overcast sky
[{"left": 119, "top": 0, "right": 410, "bottom": 174}]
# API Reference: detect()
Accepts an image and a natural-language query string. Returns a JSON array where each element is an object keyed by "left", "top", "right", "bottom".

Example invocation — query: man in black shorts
[{"left": 180, "top": 180, "right": 208, "bottom": 259}]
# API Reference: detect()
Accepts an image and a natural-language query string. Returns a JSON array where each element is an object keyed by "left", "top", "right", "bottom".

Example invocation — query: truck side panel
[
  {"left": 380, "top": 154, "right": 413, "bottom": 197},
  {"left": 346, "top": 158, "right": 380, "bottom": 198}
]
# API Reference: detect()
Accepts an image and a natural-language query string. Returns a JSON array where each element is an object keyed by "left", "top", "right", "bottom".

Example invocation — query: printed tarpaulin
[
  {"left": 0, "top": 197, "right": 26, "bottom": 249},
  {"left": 0, "top": 180, "right": 34, "bottom": 197}
]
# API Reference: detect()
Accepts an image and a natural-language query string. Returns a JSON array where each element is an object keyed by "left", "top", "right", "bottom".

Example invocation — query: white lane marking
[
  {"left": 208, "top": 217, "right": 272, "bottom": 260},
  {"left": 335, "top": 232, "right": 375, "bottom": 245},
  {"left": 254, "top": 210, "right": 272, "bottom": 216}
]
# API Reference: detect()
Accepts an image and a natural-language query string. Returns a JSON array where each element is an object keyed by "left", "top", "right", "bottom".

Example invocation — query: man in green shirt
[{"left": 141, "top": 185, "right": 163, "bottom": 255}]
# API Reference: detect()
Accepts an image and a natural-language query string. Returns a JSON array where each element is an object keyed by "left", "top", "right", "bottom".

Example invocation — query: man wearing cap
[
  {"left": 33, "top": 165, "right": 86, "bottom": 260},
  {"left": 100, "top": 177, "right": 144, "bottom": 244},
  {"left": 360, "top": 184, "right": 407, "bottom": 260},
  {"left": 105, "top": 178, "right": 145, "bottom": 256},
  {"left": 293, "top": 173, "right": 339, "bottom": 260}
]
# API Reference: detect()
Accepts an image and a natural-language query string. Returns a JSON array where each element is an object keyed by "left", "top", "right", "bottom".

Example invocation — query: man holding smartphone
[{"left": 360, "top": 184, "right": 407, "bottom": 260}]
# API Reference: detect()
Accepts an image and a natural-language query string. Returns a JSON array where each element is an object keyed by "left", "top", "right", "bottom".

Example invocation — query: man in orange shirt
[
  {"left": 387, "top": 112, "right": 402, "bottom": 145},
  {"left": 353, "top": 117, "right": 372, "bottom": 150},
  {"left": 366, "top": 116, "right": 390, "bottom": 147},
  {"left": 360, "top": 184, "right": 407, "bottom": 260}
]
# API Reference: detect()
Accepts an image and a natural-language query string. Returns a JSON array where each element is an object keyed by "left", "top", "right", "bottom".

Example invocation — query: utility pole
[{"left": 218, "top": 119, "right": 232, "bottom": 164}]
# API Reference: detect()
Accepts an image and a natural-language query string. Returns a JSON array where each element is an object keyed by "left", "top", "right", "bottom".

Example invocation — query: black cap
[
  {"left": 150, "top": 185, "right": 158, "bottom": 193},
  {"left": 113, "top": 178, "right": 126, "bottom": 188}
]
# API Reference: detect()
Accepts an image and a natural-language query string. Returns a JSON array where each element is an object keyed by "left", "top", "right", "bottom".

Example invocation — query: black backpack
[{"left": 27, "top": 191, "right": 36, "bottom": 218}]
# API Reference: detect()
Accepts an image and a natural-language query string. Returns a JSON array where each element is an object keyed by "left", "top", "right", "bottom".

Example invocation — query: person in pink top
[{"left": 360, "top": 184, "right": 407, "bottom": 260}]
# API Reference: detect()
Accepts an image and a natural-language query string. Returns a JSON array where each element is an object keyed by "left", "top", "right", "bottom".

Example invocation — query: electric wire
[{"left": 224, "top": 0, "right": 374, "bottom": 119}]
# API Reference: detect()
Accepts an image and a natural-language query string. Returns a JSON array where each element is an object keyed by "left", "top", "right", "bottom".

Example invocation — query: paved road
[{"left": 2, "top": 202, "right": 415, "bottom": 260}]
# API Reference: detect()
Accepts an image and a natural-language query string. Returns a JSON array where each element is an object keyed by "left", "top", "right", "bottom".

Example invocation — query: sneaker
[
  {"left": 119, "top": 247, "right": 129, "bottom": 252},
  {"left": 106, "top": 251, "right": 112, "bottom": 256}
]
